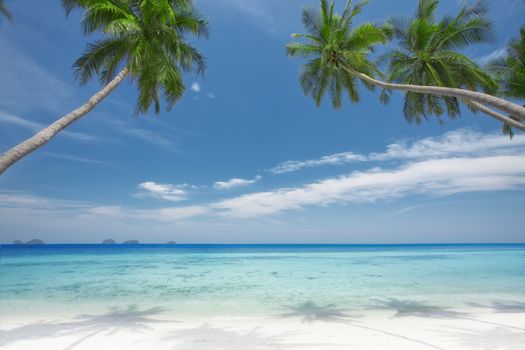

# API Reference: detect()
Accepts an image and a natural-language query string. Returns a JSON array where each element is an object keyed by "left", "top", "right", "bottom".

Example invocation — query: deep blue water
[{"left": 3, "top": 243, "right": 525, "bottom": 255}]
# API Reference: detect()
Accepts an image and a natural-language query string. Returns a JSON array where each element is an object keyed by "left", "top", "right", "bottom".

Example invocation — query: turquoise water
[{"left": 1, "top": 244, "right": 525, "bottom": 317}]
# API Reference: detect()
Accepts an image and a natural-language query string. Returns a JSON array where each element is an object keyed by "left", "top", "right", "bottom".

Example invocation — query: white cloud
[
  {"left": 137, "top": 181, "right": 190, "bottom": 202},
  {"left": 3, "top": 129, "right": 525, "bottom": 225},
  {"left": 191, "top": 82, "right": 201, "bottom": 92},
  {"left": 215, "top": 155, "right": 525, "bottom": 218},
  {"left": 207, "top": 92, "right": 215, "bottom": 99},
  {"left": 270, "top": 152, "right": 367, "bottom": 174},
  {"left": 0, "top": 111, "right": 96, "bottom": 141},
  {"left": 213, "top": 175, "right": 262, "bottom": 190},
  {"left": 369, "top": 129, "right": 525, "bottom": 161},
  {"left": 270, "top": 129, "right": 525, "bottom": 173}
]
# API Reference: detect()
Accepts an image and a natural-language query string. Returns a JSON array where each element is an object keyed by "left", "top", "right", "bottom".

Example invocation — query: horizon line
[{"left": 3, "top": 242, "right": 525, "bottom": 246}]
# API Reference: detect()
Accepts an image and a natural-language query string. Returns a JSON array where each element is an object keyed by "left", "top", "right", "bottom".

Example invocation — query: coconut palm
[
  {"left": 287, "top": 0, "right": 525, "bottom": 132},
  {"left": 380, "top": 0, "right": 497, "bottom": 124},
  {"left": 0, "top": 0, "right": 208, "bottom": 175},
  {"left": 0, "top": 0, "right": 13, "bottom": 23},
  {"left": 286, "top": 0, "right": 388, "bottom": 107},
  {"left": 487, "top": 27, "right": 525, "bottom": 137}
]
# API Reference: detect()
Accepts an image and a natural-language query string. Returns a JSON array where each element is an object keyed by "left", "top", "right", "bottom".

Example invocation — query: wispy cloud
[
  {"left": 108, "top": 120, "right": 180, "bottom": 151},
  {"left": 0, "top": 111, "right": 96, "bottom": 141},
  {"left": 133, "top": 206, "right": 209, "bottom": 221},
  {"left": 137, "top": 181, "right": 192, "bottom": 202},
  {"left": 85, "top": 206, "right": 125, "bottom": 218},
  {"left": 379, "top": 199, "right": 480, "bottom": 220},
  {"left": 120, "top": 127, "right": 175, "bottom": 149},
  {"left": 0, "top": 37, "right": 74, "bottom": 114},
  {"left": 87, "top": 205, "right": 209, "bottom": 221},
  {"left": 0, "top": 192, "right": 89, "bottom": 211},
  {"left": 42, "top": 152, "right": 107, "bottom": 165},
  {"left": 213, "top": 175, "right": 262, "bottom": 190},
  {"left": 3, "top": 129, "right": 525, "bottom": 224},
  {"left": 202, "top": 0, "right": 280, "bottom": 34},
  {"left": 215, "top": 155, "right": 525, "bottom": 218},
  {"left": 270, "top": 129, "right": 525, "bottom": 174},
  {"left": 0, "top": 191, "right": 208, "bottom": 224},
  {"left": 206, "top": 92, "right": 215, "bottom": 99},
  {"left": 270, "top": 152, "right": 367, "bottom": 174}
]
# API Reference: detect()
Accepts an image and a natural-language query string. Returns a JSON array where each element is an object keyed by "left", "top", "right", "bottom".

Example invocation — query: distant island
[
  {"left": 25, "top": 239, "right": 45, "bottom": 245},
  {"left": 166, "top": 241, "right": 177, "bottom": 244},
  {"left": 102, "top": 239, "right": 116, "bottom": 244},
  {"left": 13, "top": 240, "right": 23, "bottom": 244},
  {"left": 123, "top": 240, "right": 139, "bottom": 244}
]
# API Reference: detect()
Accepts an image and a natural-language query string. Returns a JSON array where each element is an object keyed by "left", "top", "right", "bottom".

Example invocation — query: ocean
[{"left": 1, "top": 244, "right": 525, "bottom": 318}]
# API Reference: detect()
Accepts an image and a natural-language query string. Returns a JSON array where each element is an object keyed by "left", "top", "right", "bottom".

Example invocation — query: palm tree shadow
[
  {"left": 277, "top": 301, "right": 360, "bottom": 324},
  {"left": 277, "top": 301, "right": 446, "bottom": 350},
  {"left": 165, "top": 323, "right": 342, "bottom": 349},
  {"left": 468, "top": 300, "right": 525, "bottom": 314},
  {"left": 368, "top": 298, "right": 467, "bottom": 318},
  {"left": 0, "top": 304, "right": 176, "bottom": 350}
]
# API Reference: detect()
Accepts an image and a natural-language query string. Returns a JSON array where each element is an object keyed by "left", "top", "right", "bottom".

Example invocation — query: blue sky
[{"left": 1, "top": 0, "right": 524, "bottom": 243}]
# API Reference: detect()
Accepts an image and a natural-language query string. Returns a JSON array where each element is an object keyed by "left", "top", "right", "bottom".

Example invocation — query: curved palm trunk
[
  {"left": 0, "top": 68, "right": 128, "bottom": 175},
  {"left": 342, "top": 66, "right": 525, "bottom": 123},
  {"left": 466, "top": 101, "right": 525, "bottom": 132}
]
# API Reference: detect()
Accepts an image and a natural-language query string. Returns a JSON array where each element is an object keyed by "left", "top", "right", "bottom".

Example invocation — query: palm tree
[
  {"left": 380, "top": 0, "right": 497, "bottom": 124},
  {"left": 487, "top": 27, "right": 525, "bottom": 137},
  {"left": 287, "top": 0, "right": 388, "bottom": 108},
  {"left": 287, "top": 0, "right": 525, "bottom": 132},
  {"left": 0, "top": 0, "right": 208, "bottom": 175},
  {"left": 0, "top": 0, "right": 13, "bottom": 23}
]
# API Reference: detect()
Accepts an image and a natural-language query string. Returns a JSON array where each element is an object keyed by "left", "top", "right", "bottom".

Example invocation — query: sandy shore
[{"left": 1, "top": 305, "right": 525, "bottom": 349}]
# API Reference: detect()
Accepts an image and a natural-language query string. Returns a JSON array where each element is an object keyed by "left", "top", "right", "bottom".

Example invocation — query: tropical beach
[
  {"left": 2, "top": 244, "right": 525, "bottom": 349},
  {"left": 1, "top": 0, "right": 525, "bottom": 348}
]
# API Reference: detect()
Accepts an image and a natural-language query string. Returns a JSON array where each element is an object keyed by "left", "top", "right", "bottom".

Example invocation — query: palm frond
[
  {"left": 416, "top": 0, "right": 438, "bottom": 22},
  {"left": 288, "top": 0, "right": 380, "bottom": 108},
  {"left": 66, "top": 0, "right": 208, "bottom": 114},
  {"left": 384, "top": 0, "right": 497, "bottom": 123},
  {"left": 0, "top": 0, "right": 13, "bottom": 23},
  {"left": 487, "top": 27, "right": 525, "bottom": 99}
]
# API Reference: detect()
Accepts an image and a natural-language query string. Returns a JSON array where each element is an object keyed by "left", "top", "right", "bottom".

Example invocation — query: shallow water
[{"left": 1, "top": 244, "right": 525, "bottom": 317}]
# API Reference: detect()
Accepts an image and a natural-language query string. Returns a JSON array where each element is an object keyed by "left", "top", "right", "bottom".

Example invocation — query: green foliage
[
  {"left": 487, "top": 28, "right": 525, "bottom": 138},
  {"left": 487, "top": 27, "right": 525, "bottom": 99},
  {"left": 64, "top": 0, "right": 208, "bottom": 114},
  {"left": 287, "top": 0, "right": 389, "bottom": 108},
  {"left": 0, "top": 0, "right": 13, "bottom": 23},
  {"left": 380, "top": 0, "right": 497, "bottom": 124}
]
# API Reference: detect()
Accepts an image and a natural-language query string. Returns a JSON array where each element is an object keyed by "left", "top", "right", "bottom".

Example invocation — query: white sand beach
[{"left": 2, "top": 304, "right": 525, "bottom": 349}]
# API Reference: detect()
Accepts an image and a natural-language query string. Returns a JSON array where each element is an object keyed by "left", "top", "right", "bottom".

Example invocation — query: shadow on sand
[
  {"left": 371, "top": 297, "right": 525, "bottom": 333},
  {"left": 276, "top": 301, "right": 446, "bottom": 349},
  {"left": 369, "top": 297, "right": 467, "bottom": 318},
  {"left": 468, "top": 300, "right": 525, "bottom": 313},
  {"left": 277, "top": 301, "right": 360, "bottom": 323},
  {"left": 164, "top": 323, "right": 347, "bottom": 349},
  {"left": 276, "top": 299, "right": 525, "bottom": 349},
  {"left": 0, "top": 304, "right": 175, "bottom": 350}
]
